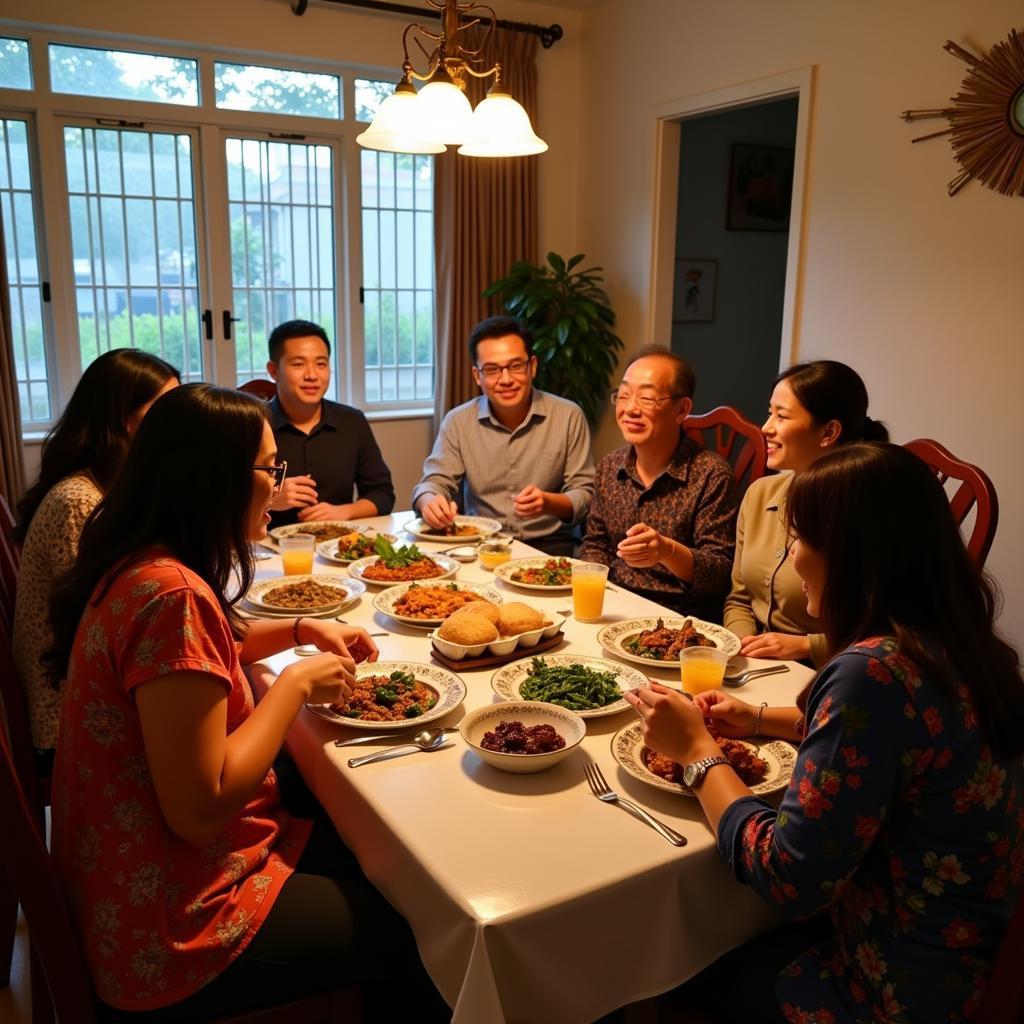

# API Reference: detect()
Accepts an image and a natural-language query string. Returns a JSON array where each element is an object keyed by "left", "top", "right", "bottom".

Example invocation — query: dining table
[{"left": 248, "top": 511, "right": 814, "bottom": 1024}]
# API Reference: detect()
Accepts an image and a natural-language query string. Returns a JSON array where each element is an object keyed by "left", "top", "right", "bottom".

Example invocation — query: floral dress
[
  {"left": 717, "top": 638, "right": 1024, "bottom": 1023},
  {"left": 51, "top": 555, "right": 310, "bottom": 1011}
]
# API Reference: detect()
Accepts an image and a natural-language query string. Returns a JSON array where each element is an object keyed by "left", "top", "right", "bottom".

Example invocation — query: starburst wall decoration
[{"left": 901, "top": 28, "right": 1024, "bottom": 197}]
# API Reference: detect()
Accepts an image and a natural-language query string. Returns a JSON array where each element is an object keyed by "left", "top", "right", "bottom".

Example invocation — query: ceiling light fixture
[{"left": 356, "top": 0, "right": 548, "bottom": 158}]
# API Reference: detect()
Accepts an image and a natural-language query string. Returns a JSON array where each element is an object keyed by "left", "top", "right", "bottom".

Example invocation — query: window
[
  {"left": 0, "top": 118, "right": 49, "bottom": 421},
  {"left": 360, "top": 150, "right": 434, "bottom": 403},
  {"left": 2, "top": 30, "right": 436, "bottom": 430},
  {"left": 215, "top": 63, "right": 342, "bottom": 119},
  {"left": 49, "top": 44, "right": 199, "bottom": 105},
  {"left": 0, "top": 37, "right": 32, "bottom": 90}
]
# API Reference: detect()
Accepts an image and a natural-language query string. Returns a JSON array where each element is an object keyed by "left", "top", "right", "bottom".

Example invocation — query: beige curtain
[
  {"left": 0, "top": 203, "right": 25, "bottom": 505},
  {"left": 433, "top": 25, "right": 539, "bottom": 428}
]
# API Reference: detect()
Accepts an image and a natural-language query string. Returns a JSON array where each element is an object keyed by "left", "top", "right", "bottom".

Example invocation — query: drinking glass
[
  {"left": 478, "top": 540, "right": 512, "bottom": 570},
  {"left": 571, "top": 562, "right": 609, "bottom": 622},
  {"left": 279, "top": 533, "right": 315, "bottom": 576},
  {"left": 679, "top": 646, "right": 729, "bottom": 694}
]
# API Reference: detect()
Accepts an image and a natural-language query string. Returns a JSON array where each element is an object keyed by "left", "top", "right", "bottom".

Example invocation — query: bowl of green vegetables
[{"left": 489, "top": 654, "right": 647, "bottom": 719}]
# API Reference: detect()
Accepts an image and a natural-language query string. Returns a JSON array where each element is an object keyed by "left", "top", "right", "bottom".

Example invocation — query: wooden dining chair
[
  {"left": 0, "top": 494, "right": 17, "bottom": 565},
  {"left": 685, "top": 405, "right": 768, "bottom": 495},
  {"left": 238, "top": 379, "right": 278, "bottom": 401},
  {"left": 903, "top": 438, "right": 999, "bottom": 568},
  {"left": 0, "top": 707, "right": 362, "bottom": 1023},
  {"left": 0, "top": 498, "right": 18, "bottom": 638}
]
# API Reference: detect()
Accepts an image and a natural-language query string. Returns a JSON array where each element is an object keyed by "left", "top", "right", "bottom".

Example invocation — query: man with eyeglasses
[
  {"left": 579, "top": 345, "right": 738, "bottom": 619},
  {"left": 412, "top": 316, "right": 595, "bottom": 555},
  {"left": 265, "top": 319, "right": 395, "bottom": 529}
]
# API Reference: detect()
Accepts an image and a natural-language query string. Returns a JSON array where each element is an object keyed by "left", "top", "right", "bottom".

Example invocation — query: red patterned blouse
[{"left": 51, "top": 555, "right": 311, "bottom": 1011}]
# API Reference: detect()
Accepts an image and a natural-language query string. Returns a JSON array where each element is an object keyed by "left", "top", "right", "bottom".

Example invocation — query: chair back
[
  {"left": 238, "top": 379, "right": 277, "bottom": 401},
  {"left": 0, "top": 620, "right": 46, "bottom": 830},
  {"left": 0, "top": 696, "right": 98, "bottom": 1024},
  {"left": 0, "top": 494, "right": 17, "bottom": 565},
  {"left": 976, "top": 886, "right": 1024, "bottom": 1024},
  {"left": 685, "top": 405, "right": 768, "bottom": 494},
  {"left": 0, "top": 496, "right": 17, "bottom": 636},
  {"left": 904, "top": 438, "right": 999, "bottom": 568}
]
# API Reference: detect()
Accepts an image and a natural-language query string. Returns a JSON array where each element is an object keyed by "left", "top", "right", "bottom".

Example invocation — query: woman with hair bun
[{"left": 724, "top": 360, "right": 888, "bottom": 666}]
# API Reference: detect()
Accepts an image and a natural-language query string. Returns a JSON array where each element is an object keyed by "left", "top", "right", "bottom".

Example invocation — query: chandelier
[{"left": 356, "top": 0, "right": 548, "bottom": 157}]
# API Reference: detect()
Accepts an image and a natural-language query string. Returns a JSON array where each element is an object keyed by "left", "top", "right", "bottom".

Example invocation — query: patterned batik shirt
[
  {"left": 579, "top": 436, "right": 737, "bottom": 618},
  {"left": 51, "top": 556, "right": 311, "bottom": 1011},
  {"left": 717, "top": 638, "right": 1024, "bottom": 1024}
]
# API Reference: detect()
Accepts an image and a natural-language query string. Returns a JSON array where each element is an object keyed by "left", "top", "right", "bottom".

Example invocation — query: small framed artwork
[
  {"left": 727, "top": 143, "right": 794, "bottom": 231},
  {"left": 673, "top": 258, "right": 717, "bottom": 323}
]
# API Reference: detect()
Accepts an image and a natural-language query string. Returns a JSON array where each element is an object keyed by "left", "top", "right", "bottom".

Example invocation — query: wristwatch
[{"left": 682, "top": 755, "right": 730, "bottom": 789}]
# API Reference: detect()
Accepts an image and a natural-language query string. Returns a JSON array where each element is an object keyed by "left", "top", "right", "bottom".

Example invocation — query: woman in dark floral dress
[{"left": 627, "top": 442, "right": 1024, "bottom": 1023}]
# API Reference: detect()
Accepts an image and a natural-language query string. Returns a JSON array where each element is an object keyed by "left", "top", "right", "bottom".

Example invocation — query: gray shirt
[{"left": 412, "top": 390, "right": 595, "bottom": 542}]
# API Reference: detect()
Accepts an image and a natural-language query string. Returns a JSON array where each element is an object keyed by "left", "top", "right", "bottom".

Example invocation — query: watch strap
[{"left": 684, "top": 755, "right": 730, "bottom": 788}]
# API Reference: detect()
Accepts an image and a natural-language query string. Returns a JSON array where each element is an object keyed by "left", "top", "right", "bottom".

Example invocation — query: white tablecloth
[{"left": 249, "top": 512, "right": 813, "bottom": 1024}]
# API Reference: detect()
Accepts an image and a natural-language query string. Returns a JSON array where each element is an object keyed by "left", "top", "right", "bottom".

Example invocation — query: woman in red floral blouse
[
  {"left": 627, "top": 442, "right": 1024, "bottom": 1023},
  {"left": 47, "top": 384, "right": 445, "bottom": 1020}
]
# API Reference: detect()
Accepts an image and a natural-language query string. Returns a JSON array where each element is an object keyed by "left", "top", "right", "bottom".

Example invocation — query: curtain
[
  {"left": 0, "top": 202, "right": 25, "bottom": 505},
  {"left": 433, "top": 25, "right": 539, "bottom": 429}
]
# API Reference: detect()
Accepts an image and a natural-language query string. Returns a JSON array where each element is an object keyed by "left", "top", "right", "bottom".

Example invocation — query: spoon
[
  {"left": 723, "top": 664, "right": 790, "bottom": 687},
  {"left": 347, "top": 728, "right": 453, "bottom": 768}
]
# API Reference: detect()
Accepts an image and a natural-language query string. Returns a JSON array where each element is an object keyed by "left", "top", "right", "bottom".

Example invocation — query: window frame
[{"left": 0, "top": 26, "right": 432, "bottom": 434}]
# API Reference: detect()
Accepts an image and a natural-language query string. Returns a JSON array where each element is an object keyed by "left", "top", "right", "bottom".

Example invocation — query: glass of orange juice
[
  {"left": 571, "top": 562, "right": 609, "bottom": 622},
  {"left": 279, "top": 533, "right": 315, "bottom": 576},
  {"left": 477, "top": 540, "right": 512, "bottom": 569},
  {"left": 679, "top": 646, "right": 729, "bottom": 694}
]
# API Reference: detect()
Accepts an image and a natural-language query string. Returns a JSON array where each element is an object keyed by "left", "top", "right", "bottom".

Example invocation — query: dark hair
[
  {"left": 46, "top": 384, "right": 268, "bottom": 686},
  {"left": 788, "top": 442, "right": 1024, "bottom": 760},
  {"left": 267, "top": 320, "right": 331, "bottom": 363},
  {"left": 16, "top": 349, "right": 180, "bottom": 543},
  {"left": 624, "top": 344, "right": 696, "bottom": 399},
  {"left": 775, "top": 360, "right": 888, "bottom": 444},
  {"left": 468, "top": 316, "right": 534, "bottom": 364}
]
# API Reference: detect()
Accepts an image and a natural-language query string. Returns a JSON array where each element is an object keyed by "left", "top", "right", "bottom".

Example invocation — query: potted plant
[{"left": 483, "top": 252, "right": 623, "bottom": 426}]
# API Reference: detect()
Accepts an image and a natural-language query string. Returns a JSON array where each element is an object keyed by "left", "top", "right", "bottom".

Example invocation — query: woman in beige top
[
  {"left": 724, "top": 361, "right": 886, "bottom": 665},
  {"left": 13, "top": 348, "right": 179, "bottom": 765}
]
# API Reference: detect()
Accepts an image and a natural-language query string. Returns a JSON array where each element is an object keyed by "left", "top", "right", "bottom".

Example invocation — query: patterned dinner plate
[
  {"left": 305, "top": 660, "right": 467, "bottom": 731},
  {"left": 403, "top": 515, "right": 502, "bottom": 542},
  {"left": 246, "top": 574, "right": 365, "bottom": 614},
  {"left": 316, "top": 532, "right": 397, "bottom": 566},
  {"left": 491, "top": 556, "right": 581, "bottom": 592},
  {"left": 347, "top": 553, "right": 460, "bottom": 588},
  {"left": 372, "top": 580, "right": 503, "bottom": 628},
  {"left": 597, "top": 617, "right": 741, "bottom": 667},
  {"left": 268, "top": 520, "right": 369, "bottom": 544},
  {"left": 490, "top": 653, "right": 646, "bottom": 719},
  {"left": 611, "top": 720, "right": 797, "bottom": 797}
]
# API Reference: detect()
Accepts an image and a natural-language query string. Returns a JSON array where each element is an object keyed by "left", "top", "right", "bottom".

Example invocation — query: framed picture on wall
[
  {"left": 727, "top": 143, "right": 794, "bottom": 231},
  {"left": 674, "top": 258, "right": 717, "bottom": 323}
]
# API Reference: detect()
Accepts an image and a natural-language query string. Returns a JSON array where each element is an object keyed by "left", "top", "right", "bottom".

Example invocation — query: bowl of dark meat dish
[{"left": 459, "top": 700, "right": 586, "bottom": 773}]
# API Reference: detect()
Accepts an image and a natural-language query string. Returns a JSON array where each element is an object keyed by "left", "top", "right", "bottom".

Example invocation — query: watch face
[{"left": 682, "top": 762, "right": 700, "bottom": 788}]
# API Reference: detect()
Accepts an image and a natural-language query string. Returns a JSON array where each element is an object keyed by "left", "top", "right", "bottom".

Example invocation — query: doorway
[{"left": 671, "top": 98, "right": 797, "bottom": 421}]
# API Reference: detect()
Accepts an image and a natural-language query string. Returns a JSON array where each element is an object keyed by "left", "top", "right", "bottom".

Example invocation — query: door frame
[{"left": 648, "top": 67, "right": 814, "bottom": 368}]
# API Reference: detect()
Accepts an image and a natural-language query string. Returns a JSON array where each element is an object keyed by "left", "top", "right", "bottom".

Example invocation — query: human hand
[
  {"left": 513, "top": 484, "right": 546, "bottom": 520},
  {"left": 691, "top": 690, "right": 758, "bottom": 738},
  {"left": 418, "top": 494, "right": 458, "bottom": 530},
  {"left": 297, "top": 620, "right": 379, "bottom": 664},
  {"left": 298, "top": 501, "right": 345, "bottom": 523},
  {"left": 281, "top": 652, "right": 356, "bottom": 705},
  {"left": 270, "top": 474, "right": 318, "bottom": 512},
  {"left": 624, "top": 681, "right": 717, "bottom": 764},
  {"left": 616, "top": 522, "right": 668, "bottom": 568},
  {"left": 739, "top": 632, "right": 811, "bottom": 661}
]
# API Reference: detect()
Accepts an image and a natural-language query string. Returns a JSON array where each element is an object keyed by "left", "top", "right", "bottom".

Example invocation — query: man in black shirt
[{"left": 266, "top": 320, "right": 395, "bottom": 529}]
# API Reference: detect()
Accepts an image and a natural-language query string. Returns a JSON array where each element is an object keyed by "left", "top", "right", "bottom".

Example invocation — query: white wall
[
  {"left": 5, "top": 0, "right": 585, "bottom": 508},
  {"left": 576, "top": 0, "right": 1024, "bottom": 646}
]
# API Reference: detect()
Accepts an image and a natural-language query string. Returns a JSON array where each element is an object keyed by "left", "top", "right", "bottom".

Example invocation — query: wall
[
  {"left": 576, "top": 0, "right": 1024, "bottom": 646},
  {"left": 4, "top": 0, "right": 585, "bottom": 505},
  {"left": 673, "top": 98, "right": 798, "bottom": 421}
]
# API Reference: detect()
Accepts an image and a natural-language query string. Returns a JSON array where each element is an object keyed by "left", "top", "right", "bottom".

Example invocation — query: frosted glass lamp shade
[
  {"left": 457, "top": 89, "right": 548, "bottom": 157},
  {"left": 356, "top": 84, "right": 446, "bottom": 154},
  {"left": 415, "top": 70, "right": 475, "bottom": 144}
]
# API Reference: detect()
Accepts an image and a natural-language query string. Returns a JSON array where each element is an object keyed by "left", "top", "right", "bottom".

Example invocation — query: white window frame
[{"left": 0, "top": 24, "right": 433, "bottom": 435}]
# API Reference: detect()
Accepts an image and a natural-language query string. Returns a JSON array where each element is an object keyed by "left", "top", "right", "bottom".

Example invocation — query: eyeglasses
[
  {"left": 609, "top": 388, "right": 683, "bottom": 411},
  {"left": 476, "top": 359, "right": 531, "bottom": 382},
  {"left": 254, "top": 460, "right": 287, "bottom": 491}
]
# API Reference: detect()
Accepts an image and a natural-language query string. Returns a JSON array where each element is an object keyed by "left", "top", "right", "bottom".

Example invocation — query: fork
[
  {"left": 583, "top": 763, "right": 687, "bottom": 846},
  {"left": 723, "top": 664, "right": 790, "bottom": 687}
]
